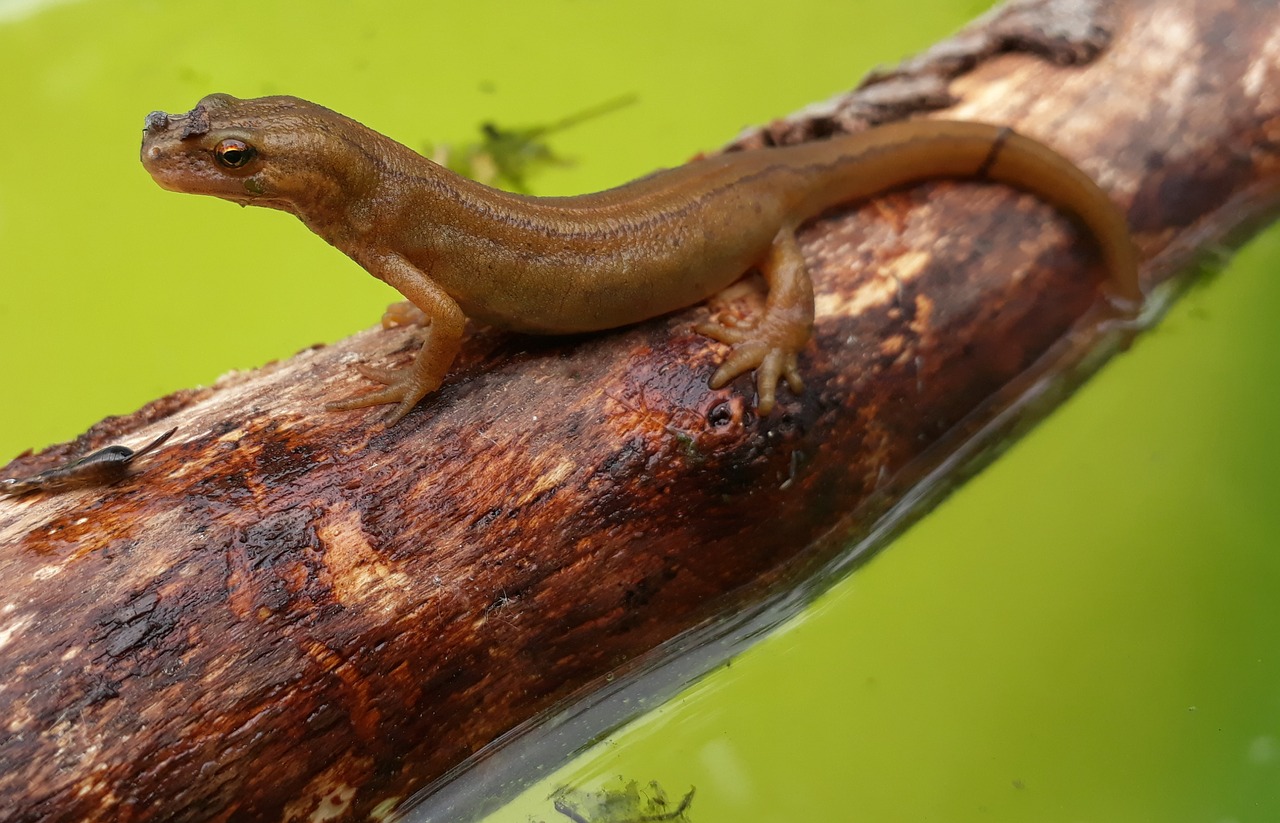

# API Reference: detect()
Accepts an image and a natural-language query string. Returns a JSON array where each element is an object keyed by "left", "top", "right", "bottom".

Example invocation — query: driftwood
[{"left": 2, "top": 0, "right": 1278, "bottom": 820}]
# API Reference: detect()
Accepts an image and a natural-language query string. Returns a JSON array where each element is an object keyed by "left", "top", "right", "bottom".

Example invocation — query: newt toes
[{"left": 140, "top": 94, "right": 1140, "bottom": 423}]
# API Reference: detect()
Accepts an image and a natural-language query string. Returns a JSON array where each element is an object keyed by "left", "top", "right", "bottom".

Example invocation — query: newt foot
[
  {"left": 326, "top": 364, "right": 440, "bottom": 424},
  {"left": 695, "top": 317, "right": 805, "bottom": 416}
]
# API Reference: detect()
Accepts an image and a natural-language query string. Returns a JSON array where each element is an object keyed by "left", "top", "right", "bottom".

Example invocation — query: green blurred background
[{"left": 1, "top": 1, "right": 1277, "bottom": 821}]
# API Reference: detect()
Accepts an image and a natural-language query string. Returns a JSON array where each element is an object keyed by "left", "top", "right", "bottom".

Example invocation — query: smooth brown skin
[{"left": 140, "top": 94, "right": 1140, "bottom": 422}]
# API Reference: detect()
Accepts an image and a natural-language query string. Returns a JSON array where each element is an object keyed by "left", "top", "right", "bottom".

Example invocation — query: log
[{"left": 1, "top": 0, "right": 1277, "bottom": 820}]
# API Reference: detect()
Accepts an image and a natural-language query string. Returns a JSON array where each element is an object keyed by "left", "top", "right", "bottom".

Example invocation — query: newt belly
[{"left": 140, "top": 94, "right": 1140, "bottom": 422}]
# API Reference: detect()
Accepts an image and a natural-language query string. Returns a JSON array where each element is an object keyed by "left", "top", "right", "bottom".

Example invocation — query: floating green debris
[
  {"left": 545, "top": 779, "right": 695, "bottom": 823},
  {"left": 424, "top": 95, "right": 637, "bottom": 192}
]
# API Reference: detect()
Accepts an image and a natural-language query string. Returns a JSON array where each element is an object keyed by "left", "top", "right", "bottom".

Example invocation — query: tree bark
[{"left": 1, "top": 0, "right": 1277, "bottom": 821}]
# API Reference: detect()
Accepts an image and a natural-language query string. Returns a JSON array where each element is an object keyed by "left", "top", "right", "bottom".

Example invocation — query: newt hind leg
[{"left": 695, "top": 226, "right": 814, "bottom": 415}]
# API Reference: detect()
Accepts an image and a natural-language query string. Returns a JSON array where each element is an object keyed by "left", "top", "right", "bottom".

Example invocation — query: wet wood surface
[{"left": 2, "top": 0, "right": 1278, "bottom": 820}]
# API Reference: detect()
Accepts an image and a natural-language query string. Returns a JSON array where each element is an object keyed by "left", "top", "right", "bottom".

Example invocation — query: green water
[{"left": 2, "top": 1, "right": 1277, "bottom": 821}]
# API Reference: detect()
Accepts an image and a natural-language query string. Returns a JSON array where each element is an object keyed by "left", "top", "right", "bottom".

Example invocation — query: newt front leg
[{"left": 327, "top": 253, "right": 464, "bottom": 424}]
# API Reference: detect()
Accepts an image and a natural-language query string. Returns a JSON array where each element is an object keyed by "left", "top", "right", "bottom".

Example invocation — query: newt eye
[{"left": 214, "top": 138, "right": 256, "bottom": 169}]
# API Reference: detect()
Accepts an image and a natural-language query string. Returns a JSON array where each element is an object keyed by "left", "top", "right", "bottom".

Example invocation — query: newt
[{"left": 140, "top": 94, "right": 1140, "bottom": 423}]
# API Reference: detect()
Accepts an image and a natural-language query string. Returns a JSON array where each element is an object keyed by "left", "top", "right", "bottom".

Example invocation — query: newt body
[{"left": 141, "top": 94, "right": 1139, "bottom": 422}]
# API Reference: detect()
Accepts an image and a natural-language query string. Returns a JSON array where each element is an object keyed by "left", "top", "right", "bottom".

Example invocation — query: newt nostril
[{"left": 144, "top": 110, "right": 170, "bottom": 133}]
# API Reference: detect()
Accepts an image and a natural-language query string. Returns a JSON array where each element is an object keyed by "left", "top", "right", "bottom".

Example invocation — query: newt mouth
[{"left": 138, "top": 138, "right": 189, "bottom": 193}]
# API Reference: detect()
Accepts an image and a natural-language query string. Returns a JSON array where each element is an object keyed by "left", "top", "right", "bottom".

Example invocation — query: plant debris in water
[
  {"left": 544, "top": 779, "right": 695, "bottom": 823},
  {"left": 423, "top": 95, "right": 636, "bottom": 192}
]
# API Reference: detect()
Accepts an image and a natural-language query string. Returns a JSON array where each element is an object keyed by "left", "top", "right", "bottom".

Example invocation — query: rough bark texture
[{"left": 1, "top": 0, "right": 1278, "bottom": 821}]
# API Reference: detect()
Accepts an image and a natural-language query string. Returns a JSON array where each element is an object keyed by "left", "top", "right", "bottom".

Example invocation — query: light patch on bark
[
  {"left": 1243, "top": 27, "right": 1280, "bottom": 110},
  {"left": 317, "top": 503, "right": 411, "bottom": 612},
  {"left": 1132, "top": 7, "right": 1203, "bottom": 120},
  {"left": 877, "top": 334, "right": 907, "bottom": 358},
  {"left": 283, "top": 754, "right": 372, "bottom": 823},
  {"left": 0, "top": 613, "right": 32, "bottom": 650},
  {"left": 308, "top": 783, "right": 355, "bottom": 822},
  {"left": 513, "top": 456, "right": 576, "bottom": 507},
  {"left": 815, "top": 249, "right": 930, "bottom": 320},
  {"left": 32, "top": 564, "right": 62, "bottom": 581},
  {"left": 6, "top": 700, "right": 34, "bottom": 733}
]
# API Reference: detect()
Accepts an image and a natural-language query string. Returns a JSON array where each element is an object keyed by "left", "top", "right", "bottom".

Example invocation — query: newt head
[{"left": 140, "top": 93, "right": 376, "bottom": 215}]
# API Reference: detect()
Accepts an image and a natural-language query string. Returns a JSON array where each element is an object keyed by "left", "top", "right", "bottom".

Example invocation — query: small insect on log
[{"left": 1, "top": 428, "right": 178, "bottom": 496}]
